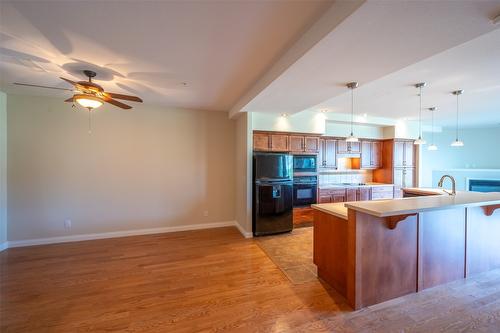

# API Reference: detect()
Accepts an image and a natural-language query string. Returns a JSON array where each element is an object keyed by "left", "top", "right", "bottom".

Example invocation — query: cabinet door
[
  {"left": 337, "top": 140, "right": 348, "bottom": 154},
  {"left": 361, "top": 141, "right": 372, "bottom": 168},
  {"left": 324, "top": 139, "right": 337, "bottom": 169},
  {"left": 357, "top": 187, "right": 371, "bottom": 201},
  {"left": 404, "top": 168, "right": 415, "bottom": 188},
  {"left": 393, "top": 141, "right": 405, "bottom": 167},
  {"left": 346, "top": 188, "right": 357, "bottom": 202},
  {"left": 404, "top": 141, "right": 415, "bottom": 167},
  {"left": 332, "top": 195, "right": 345, "bottom": 203},
  {"left": 318, "top": 139, "right": 325, "bottom": 168},
  {"left": 270, "top": 134, "right": 289, "bottom": 152},
  {"left": 304, "top": 136, "right": 320, "bottom": 153},
  {"left": 289, "top": 135, "right": 304, "bottom": 152},
  {"left": 319, "top": 195, "right": 332, "bottom": 204},
  {"left": 393, "top": 168, "right": 405, "bottom": 188},
  {"left": 371, "top": 141, "right": 381, "bottom": 167},
  {"left": 349, "top": 142, "right": 361, "bottom": 153},
  {"left": 253, "top": 133, "right": 270, "bottom": 151}
]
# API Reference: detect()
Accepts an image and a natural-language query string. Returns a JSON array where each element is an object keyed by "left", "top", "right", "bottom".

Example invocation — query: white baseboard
[
  {"left": 0, "top": 242, "right": 7, "bottom": 252},
  {"left": 6, "top": 221, "right": 239, "bottom": 248},
  {"left": 234, "top": 221, "right": 253, "bottom": 238}
]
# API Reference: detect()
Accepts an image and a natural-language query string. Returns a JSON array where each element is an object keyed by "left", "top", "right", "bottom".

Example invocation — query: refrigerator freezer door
[{"left": 253, "top": 183, "right": 293, "bottom": 236}]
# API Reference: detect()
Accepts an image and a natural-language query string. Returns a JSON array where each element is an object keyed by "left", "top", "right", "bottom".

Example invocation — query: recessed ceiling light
[
  {"left": 280, "top": 113, "right": 289, "bottom": 118},
  {"left": 320, "top": 109, "right": 329, "bottom": 113}
]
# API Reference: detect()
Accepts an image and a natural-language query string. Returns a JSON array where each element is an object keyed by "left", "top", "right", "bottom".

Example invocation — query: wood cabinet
[
  {"left": 290, "top": 135, "right": 319, "bottom": 153},
  {"left": 253, "top": 132, "right": 270, "bottom": 151},
  {"left": 393, "top": 140, "right": 415, "bottom": 168},
  {"left": 318, "top": 188, "right": 346, "bottom": 203},
  {"left": 371, "top": 186, "right": 394, "bottom": 200},
  {"left": 346, "top": 188, "right": 357, "bottom": 202},
  {"left": 357, "top": 187, "right": 371, "bottom": 201},
  {"left": 318, "top": 139, "right": 337, "bottom": 169},
  {"left": 337, "top": 140, "right": 361, "bottom": 154},
  {"left": 253, "top": 132, "right": 289, "bottom": 152},
  {"left": 361, "top": 141, "right": 382, "bottom": 169},
  {"left": 393, "top": 168, "right": 415, "bottom": 198}
]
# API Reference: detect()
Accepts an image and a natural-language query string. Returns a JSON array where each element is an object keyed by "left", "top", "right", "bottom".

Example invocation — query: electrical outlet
[
  {"left": 203, "top": 211, "right": 209, "bottom": 217},
  {"left": 64, "top": 219, "right": 72, "bottom": 229}
]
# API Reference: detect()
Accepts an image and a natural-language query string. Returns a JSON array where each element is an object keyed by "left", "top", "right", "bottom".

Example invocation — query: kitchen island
[{"left": 312, "top": 190, "right": 500, "bottom": 310}]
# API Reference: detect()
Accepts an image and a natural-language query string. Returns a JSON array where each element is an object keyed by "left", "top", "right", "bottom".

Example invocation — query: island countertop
[
  {"left": 344, "top": 191, "right": 500, "bottom": 217},
  {"left": 311, "top": 202, "right": 347, "bottom": 219}
]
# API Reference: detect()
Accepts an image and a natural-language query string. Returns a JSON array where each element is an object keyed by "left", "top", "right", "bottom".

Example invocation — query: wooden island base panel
[{"left": 312, "top": 191, "right": 500, "bottom": 310}]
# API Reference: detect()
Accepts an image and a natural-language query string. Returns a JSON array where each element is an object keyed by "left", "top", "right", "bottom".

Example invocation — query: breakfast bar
[{"left": 312, "top": 190, "right": 500, "bottom": 310}]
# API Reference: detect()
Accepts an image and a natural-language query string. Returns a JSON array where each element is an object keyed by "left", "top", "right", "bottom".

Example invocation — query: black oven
[
  {"left": 293, "top": 155, "right": 317, "bottom": 173},
  {"left": 293, "top": 176, "right": 317, "bottom": 207}
]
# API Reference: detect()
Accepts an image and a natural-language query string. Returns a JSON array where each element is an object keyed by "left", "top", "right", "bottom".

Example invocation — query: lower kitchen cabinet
[
  {"left": 371, "top": 186, "right": 395, "bottom": 200},
  {"left": 319, "top": 185, "right": 395, "bottom": 203},
  {"left": 357, "top": 187, "right": 371, "bottom": 201},
  {"left": 293, "top": 207, "right": 314, "bottom": 227}
]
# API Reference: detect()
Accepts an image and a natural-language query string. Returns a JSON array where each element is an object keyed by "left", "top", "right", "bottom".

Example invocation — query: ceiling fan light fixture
[
  {"left": 346, "top": 134, "right": 359, "bottom": 142},
  {"left": 74, "top": 94, "right": 103, "bottom": 109}
]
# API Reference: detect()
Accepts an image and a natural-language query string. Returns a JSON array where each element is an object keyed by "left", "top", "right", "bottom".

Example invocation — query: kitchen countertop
[
  {"left": 402, "top": 187, "right": 448, "bottom": 195},
  {"left": 319, "top": 182, "right": 394, "bottom": 189},
  {"left": 344, "top": 191, "right": 500, "bottom": 217},
  {"left": 311, "top": 203, "right": 347, "bottom": 219}
]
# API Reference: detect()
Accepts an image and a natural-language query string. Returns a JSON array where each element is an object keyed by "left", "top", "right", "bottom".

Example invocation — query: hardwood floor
[{"left": 1, "top": 227, "right": 500, "bottom": 332}]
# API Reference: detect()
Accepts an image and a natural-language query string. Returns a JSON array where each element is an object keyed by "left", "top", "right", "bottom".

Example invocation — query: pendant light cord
[
  {"left": 455, "top": 93, "right": 459, "bottom": 141},
  {"left": 350, "top": 87, "right": 354, "bottom": 136},
  {"left": 431, "top": 109, "right": 434, "bottom": 145},
  {"left": 419, "top": 86, "right": 422, "bottom": 138}
]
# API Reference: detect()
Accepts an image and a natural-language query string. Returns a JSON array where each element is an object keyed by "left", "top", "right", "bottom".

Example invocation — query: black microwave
[{"left": 293, "top": 155, "right": 317, "bottom": 173}]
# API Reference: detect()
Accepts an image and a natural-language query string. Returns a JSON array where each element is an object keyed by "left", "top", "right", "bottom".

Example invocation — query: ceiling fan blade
[
  {"left": 13, "top": 82, "right": 74, "bottom": 91},
  {"left": 103, "top": 92, "right": 143, "bottom": 102},
  {"left": 59, "top": 77, "right": 78, "bottom": 86},
  {"left": 103, "top": 96, "right": 132, "bottom": 109}
]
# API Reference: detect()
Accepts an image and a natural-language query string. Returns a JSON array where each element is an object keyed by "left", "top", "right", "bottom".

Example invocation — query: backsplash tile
[{"left": 318, "top": 170, "right": 373, "bottom": 185}]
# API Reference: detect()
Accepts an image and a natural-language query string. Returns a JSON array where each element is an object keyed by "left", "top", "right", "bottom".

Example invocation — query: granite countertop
[
  {"left": 344, "top": 191, "right": 500, "bottom": 217},
  {"left": 311, "top": 203, "right": 348, "bottom": 220},
  {"left": 319, "top": 182, "right": 394, "bottom": 189}
]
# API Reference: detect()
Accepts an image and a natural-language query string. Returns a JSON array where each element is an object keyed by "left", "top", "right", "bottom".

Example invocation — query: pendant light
[
  {"left": 414, "top": 82, "right": 426, "bottom": 145},
  {"left": 451, "top": 90, "right": 464, "bottom": 147},
  {"left": 346, "top": 82, "right": 359, "bottom": 142},
  {"left": 427, "top": 107, "right": 438, "bottom": 151}
]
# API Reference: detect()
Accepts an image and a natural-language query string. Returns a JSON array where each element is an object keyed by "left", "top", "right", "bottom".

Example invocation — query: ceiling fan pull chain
[{"left": 88, "top": 108, "right": 92, "bottom": 134}]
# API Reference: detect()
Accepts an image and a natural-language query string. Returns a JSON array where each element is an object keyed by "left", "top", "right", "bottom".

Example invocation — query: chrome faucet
[{"left": 438, "top": 175, "right": 456, "bottom": 196}]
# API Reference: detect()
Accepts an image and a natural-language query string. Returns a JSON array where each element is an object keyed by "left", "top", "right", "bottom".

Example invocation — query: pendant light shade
[
  {"left": 346, "top": 81, "right": 358, "bottom": 142},
  {"left": 414, "top": 82, "right": 426, "bottom": 145},
  {"left": 451, "top": 90, "right": 464, "bottom": 147},
  {"left": 427, "top": 107, "right": 438, "bottom": 151}
]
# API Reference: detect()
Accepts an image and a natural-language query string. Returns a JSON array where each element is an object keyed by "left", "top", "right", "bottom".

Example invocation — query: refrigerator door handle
[{"left": 272, "top": 186, "right": 281, "bottom": 198}]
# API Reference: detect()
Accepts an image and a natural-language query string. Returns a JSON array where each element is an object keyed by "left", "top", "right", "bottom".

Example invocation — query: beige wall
[
  {"left": 234, "top": 112, "right": 252, "bottom": 237},
  {"left": 0, "top": 91, "right": 6, "bottom": 246},
  {"left": 7, "top": 94, "right": 236, "bottom": 241}
]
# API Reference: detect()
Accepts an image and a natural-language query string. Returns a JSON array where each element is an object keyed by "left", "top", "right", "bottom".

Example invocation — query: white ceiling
[
  {"left": 240, "top": 1, "right": 500, "bottom": 126},
  {"left": 0, "top": 0, "right": 332, "bottom": 111},
  {"left": 314, "top": 28, "right": 500, "bottom": 128}
]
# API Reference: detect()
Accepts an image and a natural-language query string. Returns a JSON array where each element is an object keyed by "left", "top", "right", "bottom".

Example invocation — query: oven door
[{"left": 293, "top": 183, "right": 317, "bottom": 206}]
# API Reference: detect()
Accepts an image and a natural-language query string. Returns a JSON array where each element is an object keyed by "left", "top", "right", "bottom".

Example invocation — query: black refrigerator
[{"left": 253, "top": 152, "right": 293, "bottom": 236}]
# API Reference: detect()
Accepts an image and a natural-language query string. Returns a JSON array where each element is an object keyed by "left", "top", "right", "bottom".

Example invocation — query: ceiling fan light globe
[{"left": 75, "top": 95, "right": 103, "bottom": 109}]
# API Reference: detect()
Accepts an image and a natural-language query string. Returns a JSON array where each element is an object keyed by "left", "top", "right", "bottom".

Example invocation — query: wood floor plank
[{"left": 2, "top": 227, "right": 500, "bottom": 332}]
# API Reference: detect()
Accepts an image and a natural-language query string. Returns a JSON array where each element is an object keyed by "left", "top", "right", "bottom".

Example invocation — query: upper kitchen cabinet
[
  {"left": 337, "top": 140, "right": 361, "bottom": 154},
  {"left": 290, "top": 135, "right": 320, "bottom": 154},
  {"left": 253, "top": 132, "right": 289, "bottom": 152},
  {"left": 361, "top": 141, "right": 382, "bottom": 169},
  {"left": 318, "top": 138, "right": 337, "bottom": 169},
  {"left": 393, "top": 140, "right": 415, "bottom": 167},
  {"left": 253, "top": 132, "right": 270, "bottom": 151},
  {"left": 270, "top": 134, "right": 289, "bottom": 151}
]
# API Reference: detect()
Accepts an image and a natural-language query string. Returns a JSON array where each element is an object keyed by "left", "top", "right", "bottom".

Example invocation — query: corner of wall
[{"left": 0, "top": 91, "right": 7, "bottom": 248}]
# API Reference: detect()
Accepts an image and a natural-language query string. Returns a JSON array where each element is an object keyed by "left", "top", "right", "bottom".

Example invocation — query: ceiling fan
[{"left": 14, "top": 70, "right": 143, "bottom": 110}]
